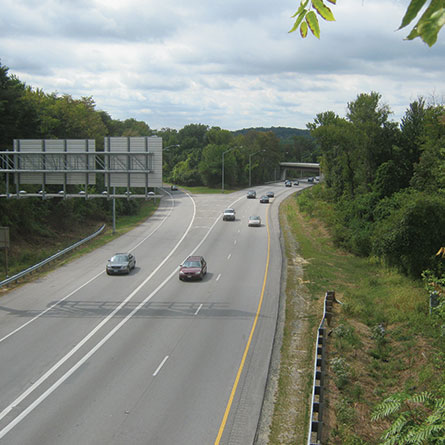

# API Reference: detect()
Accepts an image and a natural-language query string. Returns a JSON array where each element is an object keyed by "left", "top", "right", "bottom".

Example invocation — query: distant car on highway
[
  {"left": 179, "top": 256, "right": 207, "bottom": 281},
  {"left": 171, "top": 185, "right": 178, "bottom": 191},
  {"left": 223, "top": 208, "right": 236, "bottom": 221},
  {"left": 293, "top": 180, "right": 299, "bottom": 186},
  {"left": 259, "top": 195, "right": 269, "bottom": 203},
  {"left": 248, "top": 215, "right": 261, "bottom": 227},
  {"left": 307, "top": 177, "right": 314, "bottom": 182},
  {"left": 266, "top": 191, "right": 274, "bottom": 198},
  {"left": 285, "top": 180, "right": 292, "bottom": 187},
  {"left": 106, "top": 253, "right": 136, "bottom": 275},
  {"left": 247, "top": 190, "right": 256, "bottom": 199}
]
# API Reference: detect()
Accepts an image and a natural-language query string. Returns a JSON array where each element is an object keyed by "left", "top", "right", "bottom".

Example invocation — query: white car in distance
[
  {"left": 248, "top": 215, "right": 261, "bottom": 227},
  {"left": 223, "top": 208, "right": 236, "bottom": 221}
]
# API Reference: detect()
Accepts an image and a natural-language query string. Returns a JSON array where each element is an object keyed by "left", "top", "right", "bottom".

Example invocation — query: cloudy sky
[{"left": 1, "top": 0, "right": 444, "bottom": 131}]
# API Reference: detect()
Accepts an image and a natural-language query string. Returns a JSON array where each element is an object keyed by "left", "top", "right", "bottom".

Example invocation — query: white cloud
[{"left": 1, "top": 0, "right": 444, "bottom": 130}]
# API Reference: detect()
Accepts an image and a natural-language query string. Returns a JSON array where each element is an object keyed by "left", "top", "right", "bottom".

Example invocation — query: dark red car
[{"left": 179, "top": 256, "right": 207, "bottom": 281}]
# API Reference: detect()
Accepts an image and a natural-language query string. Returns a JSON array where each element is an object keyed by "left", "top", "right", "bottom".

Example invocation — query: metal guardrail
[
  {"left": 307, "top": 290, "right": 340, "bottom": 445},
  {"left": 0, "top": 224, "right": 106, "bottom": 289}
]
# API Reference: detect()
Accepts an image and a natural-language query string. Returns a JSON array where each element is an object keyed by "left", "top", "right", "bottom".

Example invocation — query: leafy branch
[
  {"left": 400, "top": 0, "right": 445, "bottom": 46},
  {"left": 290, "top": 0, "right": 445, "bottom": 46},
  {"left": 372, "top": 391, "right": 445, "bottom": 444},
  {"left": 289, "top": 0, "right": 336, "bottom": 39}
]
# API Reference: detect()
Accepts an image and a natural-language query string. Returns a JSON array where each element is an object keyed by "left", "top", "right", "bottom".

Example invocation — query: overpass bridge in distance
[{"left": 279, "top": 162, "right": 320, "bottom": 180}]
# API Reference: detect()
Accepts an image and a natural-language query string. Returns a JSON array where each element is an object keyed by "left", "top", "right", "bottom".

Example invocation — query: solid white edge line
[
  {"left": 0, "top": 191, "right": 246, "bottom": 438},
  {"left": 0, "top": 192, "right": 196, "bottom": 428},
  {"left": 153, "top": 356, "right": 169, "bottom": 377},
  {"left": 0, "top": 191, "right": 176, "bottom": 345}
]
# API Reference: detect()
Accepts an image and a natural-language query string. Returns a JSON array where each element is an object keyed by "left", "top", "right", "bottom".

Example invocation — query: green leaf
[
  {"left": 406, "top": 26, "right": 420, "bottom": 40},
  {"left": 291, "top": 0, "right": 309, "bottom": 18},
  {"left": 306, "top": 10, "right": 321, "bottom": 38},
  {"left": 418, "top": 10, "right": 445, "bottom": 46},
  {"left": 327, "top": 0, "right": 336, "bottom": 4},
  {"left": 411, "top": 391, "right": 433, "bottom": 404},
  {"left": 300, "top": 20, "right": 308, "bottom": 38},
  {"left": 289, "top": 10, "right": 307, "bottom": 33},
  {"left": 312, "top": 0, "right": 336, "bottom": 21},
  {"left": 399, "top": 0, "right": 428, "bottom": 29},
  {"left": 405, "top": 2, "right": 445, "bottom": 46}
]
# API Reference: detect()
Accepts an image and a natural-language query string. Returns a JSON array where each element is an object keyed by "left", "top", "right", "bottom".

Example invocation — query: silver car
[
  {"left": 106, "top": 253, "right": 136, "bottom": 275},
  {"left": 248, "top": 215, "right": 261, "bottom": 227}
]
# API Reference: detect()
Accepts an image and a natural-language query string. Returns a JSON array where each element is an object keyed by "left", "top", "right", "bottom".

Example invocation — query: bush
[
  {"left": 333, "top": 192, "right": 379, "bottom": 255},
  {"left": 373, "top": 191, "right": 445, "bottom": 278}
]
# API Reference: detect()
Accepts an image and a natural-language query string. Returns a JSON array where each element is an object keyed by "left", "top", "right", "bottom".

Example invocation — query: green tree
[
  {"left": 119, "top": 118, "right": 153, "bottom": 137},
  {"left": 157, "top": 128, "right": 180, "bottom": 183},
  {"left": 205, "top": 127, "right": 233, "bottom": 146},
  {"left": 21, "top": 90, "right": 108, "bottom": 146},
  {"left": 334, "top": 191, "right": 380, "bottom": 255},
  {"left": 346, "top": 92, "right": 399, "bottom": 190},
  {"left": 390, "top": 99, "right": 429, "bottom": 190},
  {"left": 253, "top": 132, "right": 281, "bottom": 183},
  {"left": 178, "top": 124, "right": 209, "bottom": 152},
  {"left": 308, "top": 111, "right": 360, "bottom": 197},
  {"left": 198, "top": 143, "right": 230, "bottom": 187},
  {"left": 372, "top": 159, "right": 407, "bottom": 198},
  {"left": 410, "top": 104, "right": 445, "bottom": 193},
  {"left": 172, "top": 154, "right": 201, "bottom": 186},
  {"left": 373, "top": 191, "right": 445, "bottom": 277},
  {"left": 0, "top": 63, "right": 40, "bottom": 149}
]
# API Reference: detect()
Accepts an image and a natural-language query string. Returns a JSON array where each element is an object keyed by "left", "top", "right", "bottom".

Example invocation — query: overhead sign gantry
[{"left": 0, "top": 136, "right": 163, "bottom": 199}]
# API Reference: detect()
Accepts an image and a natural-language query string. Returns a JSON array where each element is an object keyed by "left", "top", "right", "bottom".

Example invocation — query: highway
[{"left": 0, "top": 182, "right": 308, "bottom": 444}]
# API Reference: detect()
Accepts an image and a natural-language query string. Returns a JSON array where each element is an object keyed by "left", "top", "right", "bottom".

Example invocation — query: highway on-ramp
[{"left": 0, "top": 182, "right": 308, "bottom": 444}]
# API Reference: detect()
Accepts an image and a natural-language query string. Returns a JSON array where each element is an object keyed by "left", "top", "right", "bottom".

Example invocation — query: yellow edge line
[{"left": 214, "top": 205, "right": 271, "bottom": 444}]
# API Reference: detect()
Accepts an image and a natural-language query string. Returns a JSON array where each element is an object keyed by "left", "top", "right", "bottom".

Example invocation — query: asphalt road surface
[{"left": 0, "top": 182, "right": 309, "bottom": 445}]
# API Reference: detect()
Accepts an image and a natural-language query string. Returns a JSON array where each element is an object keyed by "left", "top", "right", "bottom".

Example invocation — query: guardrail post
[{"left": 307, "top": 290, "right": 339, "bottom": 445}]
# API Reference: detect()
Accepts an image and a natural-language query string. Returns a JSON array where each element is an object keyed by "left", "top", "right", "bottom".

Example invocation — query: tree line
[
  {"left": 0, "top": 61, "right": 317, "bottom": 187},
  {"left": 304, "top": 92, "right": 445, "bottom": 444},
  {"left": 0, "top": 61, "right": 317, "bottom": 242},
  {"left": 303, "top": 91, "right": 445, "bottom": 280},
  {"left": 2, "top": 60, "right": 444, "bottom": 282},
  {"left": 1, "top": 59, "right": 445, "bottom": 443}
]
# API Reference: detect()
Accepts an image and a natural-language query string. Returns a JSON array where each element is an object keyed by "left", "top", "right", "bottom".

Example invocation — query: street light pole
[
  {"left": 222, "top": 147, "right": 235, "bottom": 192},
  {"left": 249, "top": 150, "right": 265, "bottom": 188}
]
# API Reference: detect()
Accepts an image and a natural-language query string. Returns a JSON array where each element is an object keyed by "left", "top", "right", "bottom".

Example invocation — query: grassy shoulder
[
  {"left": 0, "top": 199, "right": 159, "bottom": 285},
  {"left": 269, "top": 189, "right": 444, "bottom": 444}
]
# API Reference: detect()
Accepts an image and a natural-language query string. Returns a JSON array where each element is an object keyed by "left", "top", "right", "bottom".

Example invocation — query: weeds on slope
[{"left": 268, "top": 190, "right": 444, "bottom": 444}]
